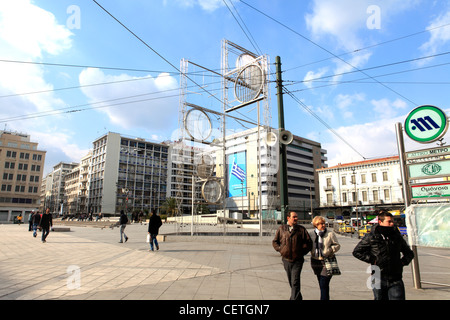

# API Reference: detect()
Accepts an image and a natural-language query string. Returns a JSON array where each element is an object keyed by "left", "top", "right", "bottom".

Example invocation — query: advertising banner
[{"left": 228, "top": 151, "right": 246, "bottom": 198}]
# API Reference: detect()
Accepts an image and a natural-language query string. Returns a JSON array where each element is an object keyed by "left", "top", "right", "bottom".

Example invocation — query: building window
[
  {"left": 384, "top": 189, "right": 390, "bottom": 200},
  {"left": 361, "top": 174, "right": 366, "bottom": 183},
  {"left": 373, "top": 190, "right": 379, "bottom": 201},
  {"left": 342, "top": 192, "right": 347, "bottom": 203},
  {"left": 362, "top": 190, "right": 368, "bottom": 202},
  {"left": 382, "top": 172, "right": 388, "bottom": 181},
  {"left": 371, "top": 173, "right": 377, "bottom": 182},
  {"left": 342, "top": 176, "right": 346, "bottom": 185}
]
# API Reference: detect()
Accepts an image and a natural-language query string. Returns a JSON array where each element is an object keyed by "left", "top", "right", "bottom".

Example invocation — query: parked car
[
  {"left": 339, "top": 223, "right": 354, "bottom": 233},
  {"left": 358, "top": 224, "right": 372, "bottom": 238}
]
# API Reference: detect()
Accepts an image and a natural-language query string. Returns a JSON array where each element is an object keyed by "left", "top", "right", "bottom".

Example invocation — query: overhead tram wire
[
  {"left": 0, "top": 85, "right": 222, "bottom": 124},
  {"left": 239, "top": 0, "right": 418, "bottom": 106},
  {"left": 0, "top": 59, "right": 224, "bottom": 78},
  {"left": 283, "top": 21, "right": 450, "bottom": 73},
  {"left": 92, "top": 0, "right": 226, "bottom": 108},
  {"left": 290, "top": 60, "right": 450, "bottom": 93},
  {"left": 285, "top": 50, "right": 450, "bottom": 91},
  {"left": 283, "top": 86, "right": 366, "bottom": 160},
  {"left": 228, "top": 0, "right": 366, "bottom": 160}
]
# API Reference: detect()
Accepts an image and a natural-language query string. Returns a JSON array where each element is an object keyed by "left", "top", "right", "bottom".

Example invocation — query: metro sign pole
[{"left": 397, "top": 105, "right": 449, "bottom": 290}]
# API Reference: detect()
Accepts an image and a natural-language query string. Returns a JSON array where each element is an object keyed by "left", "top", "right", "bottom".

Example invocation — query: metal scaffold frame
[{"left": 174, "top": 39, "right": 278, "bottom": 236}]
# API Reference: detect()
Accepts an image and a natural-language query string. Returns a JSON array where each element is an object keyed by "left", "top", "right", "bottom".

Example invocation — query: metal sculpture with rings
[
  {"left": 234, "top": 63, "right": 264, "bottom": 103},
  {"left": 201, "top": 179, "right": 222, "bottom": 204},
  {"left": 184, "top": 108, "right": 213, "bottom": 142}
]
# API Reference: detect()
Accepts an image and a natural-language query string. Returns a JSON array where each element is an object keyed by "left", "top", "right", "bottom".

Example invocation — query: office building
[
  {"left": 90, "top": 132, "right": 169, "bottom": 216},
  {"left": 0, "top": 130, "right": 46, "bottom": 222}
]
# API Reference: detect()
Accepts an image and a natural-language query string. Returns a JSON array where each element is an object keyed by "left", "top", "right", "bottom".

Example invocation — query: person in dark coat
[
  {"left": 353, "top": 210, "right": 414, "bottom": 300},
  {"left": 148, "top": 209, "right": 162, "bottom": 251},
  {"left": 31, "top": 210, "right": 41, "bottom": 238},
  {"left": 39, "top": 208, "right": 53, "bottom": 243},
  {"left": 119, "top": 210, "right": 129, "bottom": 243},
  {"left": 272, "top": 211, "right": 312, "bottom": 300}
]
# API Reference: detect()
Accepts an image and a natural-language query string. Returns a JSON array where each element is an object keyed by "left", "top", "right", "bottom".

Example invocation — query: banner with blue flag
[
  {"left": 231, "top": 161, "right": 245, "bottom": 181},
  {"left": 228, "top": 152, "right": 246, "bottom": 198}
]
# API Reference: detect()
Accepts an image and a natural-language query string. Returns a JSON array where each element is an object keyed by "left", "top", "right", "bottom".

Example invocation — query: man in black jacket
[
  {"left": 39, "top": 208, "right": 53, "bottom": 243},
  {"left": 353, "top": 210, "right": 414, "bottom": 300},
  {"left": 273, "top": 211, "right": 312, "bottom": 300},
  {"left": 148, "top": 209, "right": 162, "bottom": 251},
  {"left": 119, "top": 210, "right": 129, "bottom": 243}
]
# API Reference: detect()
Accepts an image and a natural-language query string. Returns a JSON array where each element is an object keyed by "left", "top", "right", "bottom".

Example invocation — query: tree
[{"left": 161, "top": 197, "right": 177, "bottom": 217}]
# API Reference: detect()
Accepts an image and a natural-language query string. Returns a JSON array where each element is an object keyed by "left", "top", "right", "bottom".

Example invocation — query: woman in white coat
[{"left": 310, "top": 216, "right": 341, "bottom": 300}]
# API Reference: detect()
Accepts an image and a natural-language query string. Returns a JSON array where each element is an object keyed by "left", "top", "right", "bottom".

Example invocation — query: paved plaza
[{"left": 0, "top": 222, "right": 449, "bottom": 301}]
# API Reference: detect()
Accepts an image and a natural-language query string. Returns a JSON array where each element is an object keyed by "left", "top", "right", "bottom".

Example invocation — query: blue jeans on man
[
  {"left": 149, "top": 234, "right": 159, "bottom": 251},
  {"left": 373, "top": 279, "right": 406, "bottom": 300}
]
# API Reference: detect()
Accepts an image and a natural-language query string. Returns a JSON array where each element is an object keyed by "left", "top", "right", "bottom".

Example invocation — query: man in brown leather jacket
[{"left": 273, "top": 211, "right": 312, "bottom": 300}]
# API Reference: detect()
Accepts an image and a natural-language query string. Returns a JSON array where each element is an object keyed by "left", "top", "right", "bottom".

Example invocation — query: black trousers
[{"left": 283, "top": 258, "right": 304, "bottom": 300}]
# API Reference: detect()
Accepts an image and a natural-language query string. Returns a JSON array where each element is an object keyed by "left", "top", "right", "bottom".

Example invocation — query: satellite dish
[{"left": 234, "top": 64, "right": 263, "bottom": 103}]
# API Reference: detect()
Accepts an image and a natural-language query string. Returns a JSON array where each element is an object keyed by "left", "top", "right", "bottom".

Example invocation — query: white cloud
[
  {"left": 419, "top": 10, "right": 450, "bottom": 61},
  {"left": 0, "top": 0, "right": 72, "bottom": 114},
  {"left": 371, "top": 98, "right": 407, "bottom": 119},
  {"left": 335, "top": 93, "right": 365, "bottom": 119},
  {"left": 303, "top": 67, "right": 328, "bottom": 88},
  {"left": 0, "top": 0, "right": 72, "bottom": 58},
  {"left": 324, "top": 117, "right": 399, "bottom": 167},
  {"left": 166, "top": 0, "right": 223, "bottom": 12},
  {"left": 79, "top": 68, "right": 179, "bottom": 131},
  {"left": 305, "top": 0, "right": 419, "bottom": 50}
]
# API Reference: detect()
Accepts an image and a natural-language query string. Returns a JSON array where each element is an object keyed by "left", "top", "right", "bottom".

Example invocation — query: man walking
[
  {"left": 31, "top": 210, "right": 41, "bottom": 238},
  {"left": 148, "top": 209, "right": 162, "bottom": 251},
  {"left": 353, "top": 210, "right": 414, "bottom": 300},
  {"left": 272, "top": 211, "right": 312, "bottom": 300},
  {"left": 119, "top": 210, "right": 129, "bottom": 243},
  {"left": 39, "top": 208, "right": 52, "bottom": 243}
]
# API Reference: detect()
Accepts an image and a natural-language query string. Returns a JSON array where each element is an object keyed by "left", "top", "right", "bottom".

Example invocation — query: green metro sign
[{"left": 404, "top": 105, "right": 448, "bottom": 143}]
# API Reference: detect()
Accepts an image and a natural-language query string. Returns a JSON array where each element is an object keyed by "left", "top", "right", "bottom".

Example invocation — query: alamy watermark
[
  {"left": 66, "top": 5, "right": 81, "bottom": 30},
  {"left": 66, "top": 265, "right": 81, "bottom": 290},
  {"left": 367, "top": 5, "right": 381, "bottom": 30},
  {"left": 366, "top": 265, "right": 381, "bottom": 290}
]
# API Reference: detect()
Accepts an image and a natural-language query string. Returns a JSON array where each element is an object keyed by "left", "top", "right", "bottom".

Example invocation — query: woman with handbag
[{"left": 310, "top": 216, "right": 341, "bottom": 300}]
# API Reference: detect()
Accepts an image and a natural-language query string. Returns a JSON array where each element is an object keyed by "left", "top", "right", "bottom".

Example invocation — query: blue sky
[{"left": 1, "top": 0, "right": 450, "bottom": 175}]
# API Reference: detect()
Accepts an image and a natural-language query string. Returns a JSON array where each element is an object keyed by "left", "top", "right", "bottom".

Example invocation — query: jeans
[
  {"left": 120, "top": 224, "right": 128, "bottom": 242},
  {"left": 149, "top": 234, "right": 159, "bottom": 251},
  {"left": 41, "top": 227, "right": 50, "bottom": 242},
  {"left": 32, "top": 224, "right": 39, "bottom": 237},
  {"left": 373, "top": 279, "right": 406, "bottom": 300},
  {"left": 317, "top": 275, "right": 332, "bottom": 300},
  {"left": 282, "top": 258, "right": 304, "bottom": 300}
]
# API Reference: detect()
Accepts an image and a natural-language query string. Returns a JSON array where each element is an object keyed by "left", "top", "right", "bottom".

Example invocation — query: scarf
[{"left": 314, "top": 228, "right": 326, "bottom": 258}]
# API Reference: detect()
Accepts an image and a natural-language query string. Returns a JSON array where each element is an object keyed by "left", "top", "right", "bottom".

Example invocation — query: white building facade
[{"left": 317, "top": 156, "right": 404, "bottom": 220}]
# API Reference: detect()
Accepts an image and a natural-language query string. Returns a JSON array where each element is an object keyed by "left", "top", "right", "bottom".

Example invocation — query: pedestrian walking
[
  {"left": 39, "top": 208, "right": 52, "bottom": 243},
  {"left": 148, "top": 209, "right": 162, "bottom": 251},
  {"left": 353, "top": 210, "right": 414, "bottom": 300},
  {"left": 310, "top": 216, "right": 341, "bottom": 300},
  {"left": 119, "top": 210, "right": 129, "bottom": 243},
  {"left": 272, "top": 211, "right": 312, "bottom": 300},
  {"left": 31, "top": 210, "right": 41, "bottom": 238},
  {"left": 28, "top": 211, "right": 33, "bottom": 231}
]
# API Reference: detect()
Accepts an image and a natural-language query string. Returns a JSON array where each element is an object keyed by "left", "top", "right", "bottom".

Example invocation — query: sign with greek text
[{"left": 411, "top": 182, "right": 450, "bottom": 199}]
